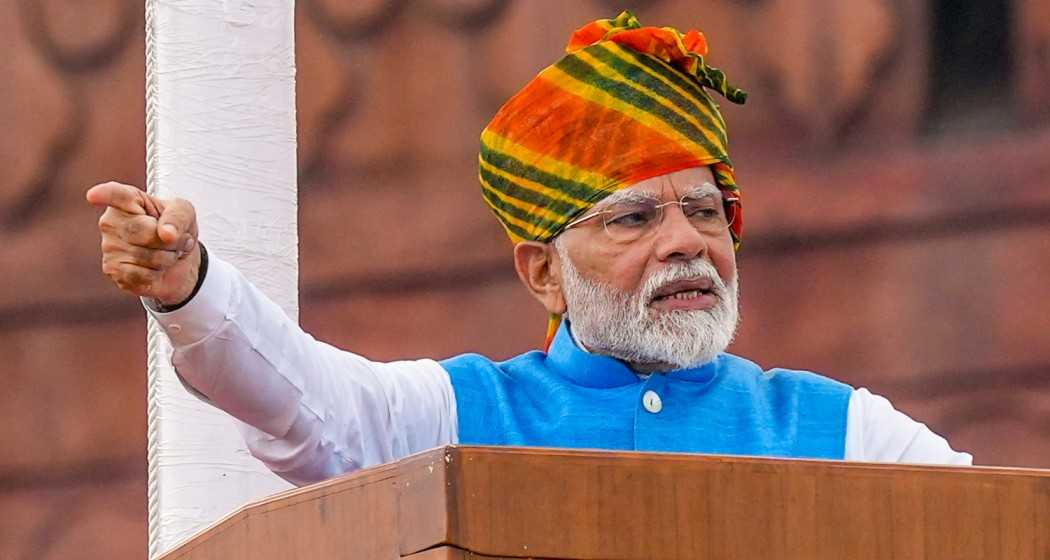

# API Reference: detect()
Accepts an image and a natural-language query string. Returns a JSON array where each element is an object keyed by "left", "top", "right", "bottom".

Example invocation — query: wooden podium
[{"left": 159, "top": 446, "right": 1049, "bottom": 559}]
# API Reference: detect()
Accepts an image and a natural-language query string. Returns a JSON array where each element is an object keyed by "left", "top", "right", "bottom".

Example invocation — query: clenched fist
[{"left": 86, "top": 181, "right": 201, "bottom": 307}]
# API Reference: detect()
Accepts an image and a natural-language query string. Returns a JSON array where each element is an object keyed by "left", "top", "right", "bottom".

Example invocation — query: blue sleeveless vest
[{"left": 440, "top": 321, "right": 853, "bottom": 460}]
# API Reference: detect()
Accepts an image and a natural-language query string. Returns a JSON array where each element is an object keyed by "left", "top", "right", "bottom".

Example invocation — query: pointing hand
[{"left": 86, "top": 181, "right": 201, "bottom": 306}]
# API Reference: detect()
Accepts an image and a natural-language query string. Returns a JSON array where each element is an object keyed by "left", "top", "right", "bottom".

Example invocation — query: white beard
[{"left": 555, "top": 241, "right": 739, "bottom": 371}]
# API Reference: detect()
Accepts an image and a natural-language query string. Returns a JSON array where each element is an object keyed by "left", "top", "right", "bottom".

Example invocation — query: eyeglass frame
[{"left": 560, "top": 189, "right": 740, "bottom": 242}]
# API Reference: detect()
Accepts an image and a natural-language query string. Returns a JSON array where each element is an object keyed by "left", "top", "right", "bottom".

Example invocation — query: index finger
[{"left": 86, "top": 182, "right": 152, "bottom": 216}]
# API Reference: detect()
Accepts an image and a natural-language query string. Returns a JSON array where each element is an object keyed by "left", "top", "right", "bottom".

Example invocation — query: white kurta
[{"left": 149, "top": 255, "right": 973, "bottom": 486}]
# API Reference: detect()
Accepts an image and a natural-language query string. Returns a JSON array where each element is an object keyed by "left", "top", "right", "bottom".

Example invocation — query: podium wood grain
[{"left": 160, "top": 446, "right": 1050, "bottom": 560}]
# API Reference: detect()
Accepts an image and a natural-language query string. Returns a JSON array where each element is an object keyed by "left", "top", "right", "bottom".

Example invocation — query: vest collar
[{"left": 545, "top": 320, "right": 723, "bottom": 388}]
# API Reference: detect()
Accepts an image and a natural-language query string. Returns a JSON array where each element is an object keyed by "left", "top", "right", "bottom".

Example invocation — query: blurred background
[{"left": 2, "top": 0, "right": 1049, "bottom": 557}]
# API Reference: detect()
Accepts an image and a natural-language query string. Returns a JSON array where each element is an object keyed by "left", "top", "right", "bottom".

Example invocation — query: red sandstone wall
[{"left": 2, "top": 1, "right": 1049, "bottom": 557}]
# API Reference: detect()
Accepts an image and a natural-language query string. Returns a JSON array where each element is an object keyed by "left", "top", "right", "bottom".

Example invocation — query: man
[{"left": 87, "top": 12, "right": 970, "bottom": 486}]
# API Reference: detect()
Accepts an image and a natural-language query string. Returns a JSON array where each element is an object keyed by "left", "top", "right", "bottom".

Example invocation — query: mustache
[{"left": 640, "top": 260, "right": 728, "bottom": 303}]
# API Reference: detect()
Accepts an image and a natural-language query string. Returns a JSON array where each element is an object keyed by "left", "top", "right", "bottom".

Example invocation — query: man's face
[{"left": 553, "top": 166, "right": 739, "bottom": 370}]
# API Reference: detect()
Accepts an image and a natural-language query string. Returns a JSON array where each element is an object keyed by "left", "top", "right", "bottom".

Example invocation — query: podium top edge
[{"left": 431, "top": 445, "right": 1050, "bottom": 477}]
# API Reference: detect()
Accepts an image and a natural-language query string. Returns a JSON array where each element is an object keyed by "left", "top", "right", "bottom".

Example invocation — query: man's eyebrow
[
  {"left": 683, "top": 182, "right": 720, "bottom": 198},
  {"left": 594, "top": 189, "right": 661, "bottom": 208},
  {"left": 594, "top": 181, "right": 721, "bottom": 210}
]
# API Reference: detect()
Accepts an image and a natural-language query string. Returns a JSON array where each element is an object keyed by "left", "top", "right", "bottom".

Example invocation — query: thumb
[{"left": 156, "top": 198, "right": 197, "bottom": 247}]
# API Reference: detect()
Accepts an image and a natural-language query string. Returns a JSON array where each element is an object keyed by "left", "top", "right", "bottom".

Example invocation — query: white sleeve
[
  {"left": 146, "top": 255, "right": 459, "bottom": 486},
  {"left": 844, "top": 388, "right": 972, "bottom": 465}
]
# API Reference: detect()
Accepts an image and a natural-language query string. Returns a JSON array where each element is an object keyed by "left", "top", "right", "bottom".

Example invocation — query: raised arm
[{"left": 87, "top": 182, "right": 457, "bottom": 485}]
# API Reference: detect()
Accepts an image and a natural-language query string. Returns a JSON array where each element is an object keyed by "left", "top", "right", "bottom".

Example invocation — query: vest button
[{"left": 642, "top": 390, "right": 662, "bottom": 414}]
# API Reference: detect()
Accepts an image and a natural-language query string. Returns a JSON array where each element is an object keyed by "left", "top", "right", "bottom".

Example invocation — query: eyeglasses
[{"left": 563, "top": 192, "right": 739, "bottom": 244}]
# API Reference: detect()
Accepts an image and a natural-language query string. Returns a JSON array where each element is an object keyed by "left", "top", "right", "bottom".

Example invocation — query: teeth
[{"left": 654, "top": 288, "right": 715, "bottom": 302}]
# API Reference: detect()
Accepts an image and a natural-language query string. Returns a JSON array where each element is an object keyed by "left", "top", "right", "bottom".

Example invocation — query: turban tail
[
  {"left": 477, "top": 11, "right": 748, "bottom": 349},
  {"left": 479, "top": 11, "right": 747, "bottom": 247}
]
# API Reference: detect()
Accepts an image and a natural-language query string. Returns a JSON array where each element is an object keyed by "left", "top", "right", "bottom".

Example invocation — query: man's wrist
[{"left": 154, "top": 243, "right": 209, "bottom": 312}]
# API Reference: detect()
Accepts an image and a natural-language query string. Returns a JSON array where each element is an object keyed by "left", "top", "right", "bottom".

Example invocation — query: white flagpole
[{"left": 144, "top": 1, "right": 298, "bottom": 556}]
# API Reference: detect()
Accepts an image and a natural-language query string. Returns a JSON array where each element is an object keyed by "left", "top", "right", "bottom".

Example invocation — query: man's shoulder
[
  {"left": 719, "top": 353, "right": 855, "bottom": 393},
  {"left": 439, "top": 350, "right": 547, "bottom": 376}
]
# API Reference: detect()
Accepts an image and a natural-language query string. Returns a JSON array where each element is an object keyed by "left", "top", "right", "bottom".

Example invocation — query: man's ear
[{"left": 513, "top": 241, "right": 567, "bottom": 316}]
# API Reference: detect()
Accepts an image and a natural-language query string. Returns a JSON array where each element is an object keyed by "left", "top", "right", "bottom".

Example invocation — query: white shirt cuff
[{"left": 142, "top": 256, "right": 237, "bottom": 347}]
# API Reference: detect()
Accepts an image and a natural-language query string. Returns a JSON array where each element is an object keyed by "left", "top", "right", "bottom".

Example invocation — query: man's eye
[
  {"left": 684, "top": 203, "right": 722, "bottom": 220},
  {"left": 607, "top": 210, "right": 653, "bottom": 228}
]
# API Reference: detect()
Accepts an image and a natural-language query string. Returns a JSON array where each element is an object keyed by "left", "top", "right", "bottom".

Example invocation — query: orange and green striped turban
[{"left": 479, "top": 10, "right": 748, "bottom": 249}]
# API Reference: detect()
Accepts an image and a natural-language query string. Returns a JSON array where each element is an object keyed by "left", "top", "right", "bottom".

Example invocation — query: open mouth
[{"left": 649, "top": 278, "right": 717, "bottom": 304}]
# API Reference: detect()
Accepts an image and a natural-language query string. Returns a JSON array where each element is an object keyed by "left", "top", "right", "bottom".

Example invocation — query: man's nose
[{"left": 652, "top": 205, "right": 707, "bottom": 262}]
